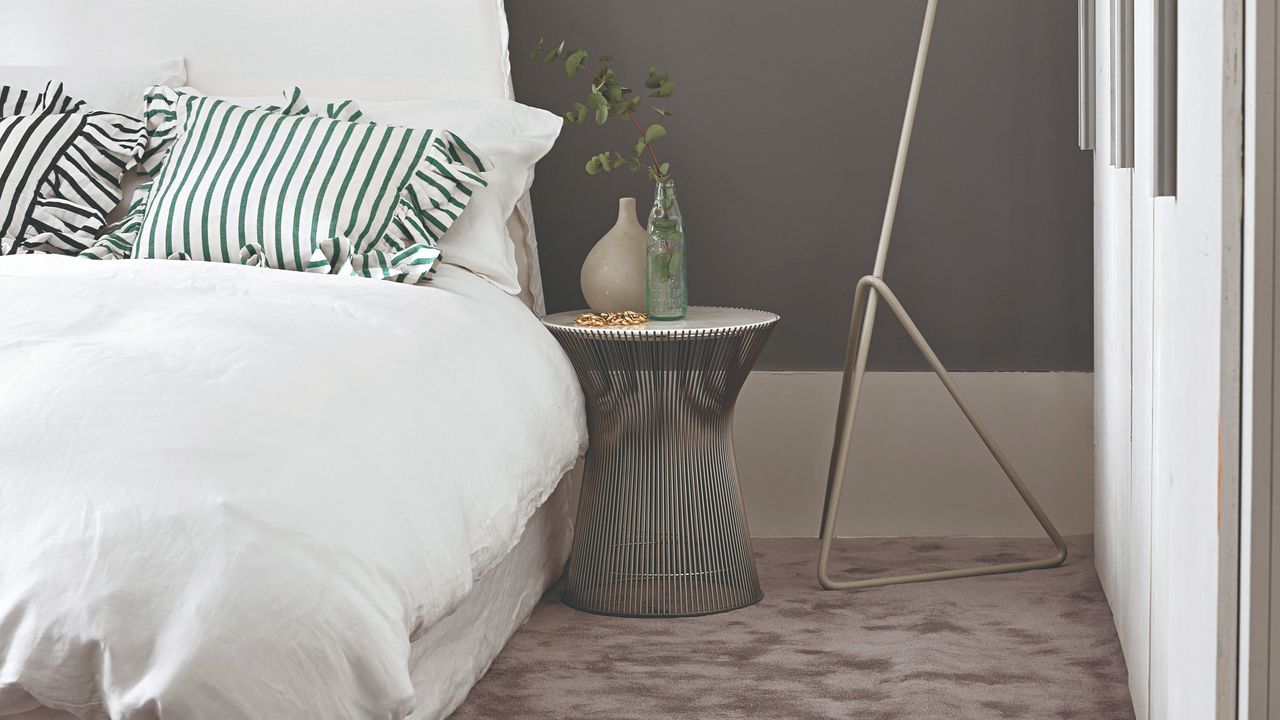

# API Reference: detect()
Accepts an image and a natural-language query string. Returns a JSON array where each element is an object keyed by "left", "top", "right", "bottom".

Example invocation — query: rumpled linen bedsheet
[{"left": 0, "top": 256, "right": 586, "bottom": 719}]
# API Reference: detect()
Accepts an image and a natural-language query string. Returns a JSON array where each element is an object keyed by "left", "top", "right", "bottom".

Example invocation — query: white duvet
[{"left": 0, "top": 256, "right": 586, "bottom": 719}]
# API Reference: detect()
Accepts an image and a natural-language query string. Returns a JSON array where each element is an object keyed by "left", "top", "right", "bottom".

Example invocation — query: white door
[{"left": 1091, "top": 0, "right": 1244, "bottom": 717}]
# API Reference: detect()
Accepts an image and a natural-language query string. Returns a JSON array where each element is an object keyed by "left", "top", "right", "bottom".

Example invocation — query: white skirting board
[{"left": 733, "top": 371, "right": 1093, "bottom": 538}]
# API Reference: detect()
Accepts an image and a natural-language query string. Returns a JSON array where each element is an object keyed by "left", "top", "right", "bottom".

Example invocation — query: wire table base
[{"left": 545, "top": 308, "right": 778, "bottom": 617}]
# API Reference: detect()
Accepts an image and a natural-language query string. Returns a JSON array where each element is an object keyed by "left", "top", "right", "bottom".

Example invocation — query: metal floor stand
[{"left": 817, "top": 0, "right": 1069, "bottom": 590}]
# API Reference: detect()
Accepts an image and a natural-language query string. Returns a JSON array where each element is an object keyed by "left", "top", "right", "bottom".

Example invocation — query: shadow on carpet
[{"left": 450, "top": 536, "right": 1134, "bottom": 720}]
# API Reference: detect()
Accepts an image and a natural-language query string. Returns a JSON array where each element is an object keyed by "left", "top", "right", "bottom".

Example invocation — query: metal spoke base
[{"left": 549, "top": 319, "right": 776, "bottom": 617}]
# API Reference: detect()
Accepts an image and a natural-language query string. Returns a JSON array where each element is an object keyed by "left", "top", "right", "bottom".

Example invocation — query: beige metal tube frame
[{"left": 817, "top": 0, "right": 1069, "bottom": 590}]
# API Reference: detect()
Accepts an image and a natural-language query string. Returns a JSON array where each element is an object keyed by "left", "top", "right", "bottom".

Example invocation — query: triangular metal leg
[{"left": 816, "top": 275, "right": 1069, "bottom": 590}]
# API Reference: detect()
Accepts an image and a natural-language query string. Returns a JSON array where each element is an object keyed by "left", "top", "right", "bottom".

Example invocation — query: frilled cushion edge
[
  {"left": 0, "top": 81, "right": 146, "bottom": 256},
  {"left": 81, "top": 87, "right": 488, "bottom": 286}
]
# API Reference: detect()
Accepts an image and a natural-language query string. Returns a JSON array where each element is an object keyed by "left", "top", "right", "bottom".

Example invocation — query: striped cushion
[
  {"left": 83, "top": 87, "right": 488, "bottom": 283},
  {"left": 0, "top": 82, "right": 146, "bottom": 256}
]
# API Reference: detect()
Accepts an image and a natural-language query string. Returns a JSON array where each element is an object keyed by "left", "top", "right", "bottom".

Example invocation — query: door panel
[{"left": 1093, "top": 0, "right": 1242, "bottom": 716}]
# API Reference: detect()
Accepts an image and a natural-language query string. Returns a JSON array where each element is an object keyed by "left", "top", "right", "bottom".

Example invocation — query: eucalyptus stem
[
  {"left": 579, "top": 63, "right": 663, "bottom": 171},
  {"left": 531, "top": 38, "right": 676, "bottom": 183}
]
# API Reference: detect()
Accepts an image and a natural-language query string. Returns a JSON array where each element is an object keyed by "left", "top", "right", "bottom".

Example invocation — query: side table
[{"left": 542, "top": 307, "right": 779, "bottom": 617}]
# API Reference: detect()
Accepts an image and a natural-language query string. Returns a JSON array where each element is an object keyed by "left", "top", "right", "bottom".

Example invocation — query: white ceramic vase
[{"left": 580, "top": 197, "right": 647, "bottom": 312}]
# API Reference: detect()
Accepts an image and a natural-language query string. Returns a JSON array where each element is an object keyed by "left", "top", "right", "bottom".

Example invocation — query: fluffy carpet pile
[{"left": 451, "top": 536, "right": 1133, "bottom": 720}]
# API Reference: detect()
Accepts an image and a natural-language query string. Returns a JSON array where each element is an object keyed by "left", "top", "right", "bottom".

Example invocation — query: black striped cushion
[{"left": 0, "top": 82, "right": 146, "bottom": 256}]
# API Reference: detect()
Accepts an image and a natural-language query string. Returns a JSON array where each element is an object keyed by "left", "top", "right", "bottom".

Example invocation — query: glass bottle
[{"left": 646, "top": 179, "right": 687, "bottom": 319}]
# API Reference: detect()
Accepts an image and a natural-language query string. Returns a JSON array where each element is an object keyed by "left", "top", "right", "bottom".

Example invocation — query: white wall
[
  {"left": 1092, "top": 0, "right": 1243, "bottom": 717},
  {"left": 734, "top": 371, "right": 1093, "bottom": 538}
]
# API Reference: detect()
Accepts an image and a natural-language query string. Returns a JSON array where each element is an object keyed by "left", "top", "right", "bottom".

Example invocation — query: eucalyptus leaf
[
  {"left": 595, "top": 104, "right": 609, "bottom": 124},
  {"left": 585, "top": 156, "right": 601, "bottom": 175},
  {"left": 543, "top": 40, "right": 565, "bottom": 63},
  {"left": 650, "top": 254, "right": 672, "bottom": 282},
  {"left": 564, "top": 49, "right": 587, "bottom": 77},
  {"left": 649, "top": 81, "right": 676, "bottom": 98},
  {"left": 644, "top": 124, "right": 667, "bottom": 143},
  {"left": 659, "top": 162, "right": 671, "bottom": 177}
]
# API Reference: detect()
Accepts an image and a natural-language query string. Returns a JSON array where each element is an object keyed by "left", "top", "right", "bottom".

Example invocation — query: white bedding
[
  {"left": 2, "top": 472, "right": 578, "bottom": 720},
  {"left": 0, "top": 256, "right": 587, "bottom": 719}
]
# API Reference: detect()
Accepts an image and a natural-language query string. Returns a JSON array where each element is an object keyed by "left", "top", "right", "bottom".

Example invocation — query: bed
[{"left": 0, "top": 2, "right": 587, "bottom": 718}]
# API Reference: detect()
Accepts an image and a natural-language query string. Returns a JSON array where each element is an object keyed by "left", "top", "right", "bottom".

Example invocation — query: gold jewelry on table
[{"left": 574, "top": 310, "right": 649, "bottom": 327}]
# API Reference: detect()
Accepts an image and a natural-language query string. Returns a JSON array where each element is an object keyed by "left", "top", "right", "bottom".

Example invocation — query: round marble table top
[{"left": 542, "top": 306, "right": 778, "bottom": 336}]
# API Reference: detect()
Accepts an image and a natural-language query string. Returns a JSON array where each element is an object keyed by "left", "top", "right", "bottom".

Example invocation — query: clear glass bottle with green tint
[{"left": 646, "top": 179, "right": 687, "bottom": 319}]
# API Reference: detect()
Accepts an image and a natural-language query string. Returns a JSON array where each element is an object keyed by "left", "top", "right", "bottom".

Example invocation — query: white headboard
[
  {"left": 0, "top": 0, "right": 554, "bottom": 312},
  {"left": 0, "top": 0, "right": 513, "bottom": 101}
]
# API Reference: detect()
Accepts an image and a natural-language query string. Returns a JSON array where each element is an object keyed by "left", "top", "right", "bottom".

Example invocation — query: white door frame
[{"left": 1244, "top": 0, "right": 1279, "bottom": 715}]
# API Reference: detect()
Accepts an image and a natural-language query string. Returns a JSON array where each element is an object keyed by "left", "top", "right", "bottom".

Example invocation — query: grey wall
[{"left": 507, "top": 0, "right": 1091, "bottom": 371}]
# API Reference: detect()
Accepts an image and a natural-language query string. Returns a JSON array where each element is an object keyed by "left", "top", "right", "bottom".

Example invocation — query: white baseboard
[{"left": 734, "top": 371, "right": 1094, "bottom": 538}]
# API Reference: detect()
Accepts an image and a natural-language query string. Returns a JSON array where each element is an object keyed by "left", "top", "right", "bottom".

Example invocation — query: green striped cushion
[{"left": 82, "top": 87, "right": 487, "bottom": 283}]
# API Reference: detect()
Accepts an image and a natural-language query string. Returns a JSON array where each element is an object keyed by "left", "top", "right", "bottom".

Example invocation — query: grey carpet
[{"left": 451, "top": 536, "right": 1134, "bottom": 720}]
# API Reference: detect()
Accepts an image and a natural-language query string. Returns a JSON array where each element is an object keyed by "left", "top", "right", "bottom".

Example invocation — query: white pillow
[
  {"left": 0, "top": 58, "right": 186, "bottom": 115},
  {"left": 359, "top": 99, "right": 560, "bottom": 296},
  {"left": 185, "top": 90, "right": 561, "bottom": 297}
]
